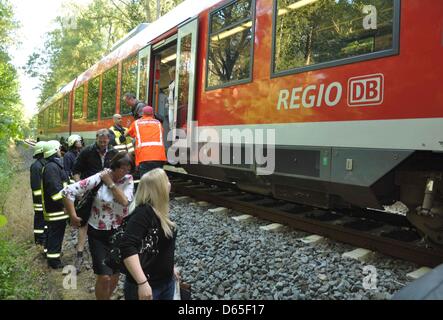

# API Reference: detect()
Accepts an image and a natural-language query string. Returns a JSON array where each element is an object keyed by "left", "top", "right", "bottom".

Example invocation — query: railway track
[{"left": 166, "top": 170, "right": 443, "bottom": 268}]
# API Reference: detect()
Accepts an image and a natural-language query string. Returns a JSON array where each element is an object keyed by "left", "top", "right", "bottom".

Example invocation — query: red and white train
[{"left": 37, "top": 0, "right": 443, "bottom": 244}]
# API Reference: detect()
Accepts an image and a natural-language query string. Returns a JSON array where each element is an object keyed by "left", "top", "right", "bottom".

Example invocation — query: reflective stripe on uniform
[
  {"left": 46, "top": 215, "right": 69, "bottom": 222},
  {"left": 33, "top": 204, "right": 43, "bottom": 208},
  {"left": 46, "top": 253, "right": 61, "bottom": 259},
  {"left": 34, "top": 229, "right": 45, "bottom": 234},
  {"left": 128, "top": 147, "right": 135, "bottom": 153},
  {"left": 51, "top": 192, "right": 63, "bottom": 201},
  {"left": 33, "top": 190, "right": 42, "bottom": 196},
  {"left": 34, "top": 208, "right": 44, "bottom": 212},
  {"left": 45, "top": 211, "right": 65, "bottom": 217}
]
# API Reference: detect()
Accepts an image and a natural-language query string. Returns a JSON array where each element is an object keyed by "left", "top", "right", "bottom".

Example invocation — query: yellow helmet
[
  {"left": 33, "top": 141, "right": 47, "bottom": 157},
  {"left": 43, "top": 140, "right": 61, "bottom": 158},
  {"left": 68, "top": 134, "right": 82, "bottom": 147}
]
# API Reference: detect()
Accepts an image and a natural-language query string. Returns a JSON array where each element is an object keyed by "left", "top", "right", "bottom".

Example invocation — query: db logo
[{"left": 348, "top": 74, "right": 384, "bottom": 107}]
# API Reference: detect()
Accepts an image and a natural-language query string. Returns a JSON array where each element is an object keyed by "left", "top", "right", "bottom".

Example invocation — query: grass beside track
[{"left": 0, "top": 143, "right": 58, "bottom": 300}]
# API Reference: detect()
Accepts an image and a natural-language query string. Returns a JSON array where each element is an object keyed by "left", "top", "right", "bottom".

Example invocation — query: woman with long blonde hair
[{"left": 119, "top": 168, "right": 179, "bottom": 300}]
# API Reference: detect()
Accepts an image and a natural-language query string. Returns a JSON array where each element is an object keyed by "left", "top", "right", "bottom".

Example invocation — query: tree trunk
[
  {"left": 145, "top": 0, "right": 152, "bottom": 22},
  {"left": 156, "top": 0, "right": 161, "bottom": 20}
]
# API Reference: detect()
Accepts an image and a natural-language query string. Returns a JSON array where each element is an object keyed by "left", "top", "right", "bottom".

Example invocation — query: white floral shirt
[{"left": 62, "top": 172, "right": 134, "bottom": 230}]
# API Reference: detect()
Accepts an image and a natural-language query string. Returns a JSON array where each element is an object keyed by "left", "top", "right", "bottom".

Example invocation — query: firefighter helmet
[
  {"left": 67, "top": 134, "right": 82, "bottom": 147},
  {"left": 43, "top": 140, "right": 61, "bottom": 158},
  {"left": 33, "top": 141, "right": 47, "bottom": 157}
]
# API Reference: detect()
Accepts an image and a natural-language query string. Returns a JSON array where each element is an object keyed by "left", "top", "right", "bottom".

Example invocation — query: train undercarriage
[{"left": 181, "top": 146, "right": 443, "bottom": 246}]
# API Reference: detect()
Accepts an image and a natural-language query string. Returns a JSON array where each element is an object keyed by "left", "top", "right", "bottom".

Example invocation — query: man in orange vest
[{"left": 127, "top": 105, "right": 167, "bottom": 178}]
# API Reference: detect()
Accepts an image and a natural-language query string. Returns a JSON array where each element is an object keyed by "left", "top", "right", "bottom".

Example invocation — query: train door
[
  {"left": 152, "top": 39, "right": 177, "bottom": 148},
  {"left": 137, "top": 45, "right": 151, "bottom": 103},
  {"left": 172, "top": 18, "right": 199, "bottom": 143}
]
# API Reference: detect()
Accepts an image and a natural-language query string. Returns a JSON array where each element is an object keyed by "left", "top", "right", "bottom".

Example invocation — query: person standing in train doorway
[
  {"left": 166, "top": 66, "right": 175, "bottom": 133},
  {"left": 126, "top": 106, "right": 167, "bottom": 178},
  {"left": 71, "top": 129, "right": 118, "bottom": 272},
  {"left": 123, "top": 92, "right": 164, "bottom": 124}
]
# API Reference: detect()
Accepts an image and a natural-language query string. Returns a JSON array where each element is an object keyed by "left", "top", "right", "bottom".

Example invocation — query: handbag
[
  {"left": 75, "top": 181, "right": 103, "bottom": 227},
  {"left": 105, "top": 205, "right": 159, "bottom": 273}
]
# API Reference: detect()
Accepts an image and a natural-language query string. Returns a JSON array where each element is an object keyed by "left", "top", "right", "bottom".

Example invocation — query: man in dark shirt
[
  {"left": 123, "top": 92, "right": 164, "bottom": 123},
  {"left": 73, "top": 129, "right": 118, "bottom": 180},
  {"left": 71, "top": 129, "right": 118, "bottom": 271}
]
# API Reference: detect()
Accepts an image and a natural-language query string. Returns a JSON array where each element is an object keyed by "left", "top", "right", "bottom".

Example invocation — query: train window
[
  {"left": 101, "top": 65, "right": 118, "bottom": 118},
  {"left": 43, "top": 108, "right": 47, "bottom": 130},
  {"left": 55, "top": 100, "right": 61, "bottom": 126},
  {"left": 272, "top": 0, "right": 400, "bottom": 76},
  {"left": 74, "top": 85, "right": 84, "bottom": 119},
  {"left": 87, "top": 76, "right": 100, "bottom": 121},
  {"left": 62, "top": 94, "right": 69, "bottom": 124},
  {"left": 121, "top": 55, "right": 138, "bottom": 115},
  {"left": 206, "top": 0, "right": 255, "bottom": 90},
  {"left": 49, "top": 104, "right": 54, "bottom": 128}
]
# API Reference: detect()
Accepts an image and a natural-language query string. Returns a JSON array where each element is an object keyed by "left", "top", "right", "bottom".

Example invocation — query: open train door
[
  {"left": 172, "top": 18, "right": 198, "bottom": 145},
  {"left": 136, "top": 44, "right": 152, "bottom": 103}
]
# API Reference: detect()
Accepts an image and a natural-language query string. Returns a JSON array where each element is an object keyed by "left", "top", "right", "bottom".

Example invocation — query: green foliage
[
  {"left": 274, "top": 0, "right": 395, "bottom": 73},
  {"left": 0, "top": 236, "right": 42, "bottom": 299},
  {"left": 25, "top": 0, "right": 184, "bottom": 106},
  {"left": 0, "top": 0, "right": 25, "bottom": 151}
]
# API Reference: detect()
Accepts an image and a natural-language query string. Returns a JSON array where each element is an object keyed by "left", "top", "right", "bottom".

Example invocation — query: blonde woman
[{"left": 119, "top": 168, "right": 179, "bottom": 300}]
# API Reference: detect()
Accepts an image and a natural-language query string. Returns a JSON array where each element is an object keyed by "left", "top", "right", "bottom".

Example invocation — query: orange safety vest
[{"left": 128, "top": 115, "right": 167, "bottom": 166}]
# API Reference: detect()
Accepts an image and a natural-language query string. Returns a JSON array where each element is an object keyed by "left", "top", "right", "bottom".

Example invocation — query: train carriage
[{"left": 38, "top": 0, "right": 443, "bottom": 244}]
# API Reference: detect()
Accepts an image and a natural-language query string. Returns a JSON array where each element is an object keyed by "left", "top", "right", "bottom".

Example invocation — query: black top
[
  {"left": 120, "top": 204, "right": 176, "bottom": 287},
  {"left": 42, "top": 157, "right": 69, "bottom": 213},
  {"left": 30, "top": 158, "right": 46, "bottom": 191},
  {"left": 72, "top": 143, "right": 118, "bottom": 179},
  {"left": 63, "top": 150, "right": 79, "bottom": 178}
]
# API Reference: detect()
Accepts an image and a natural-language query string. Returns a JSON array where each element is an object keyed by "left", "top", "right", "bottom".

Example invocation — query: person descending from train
[
  {"left": 71, "top": 129, "right": 119, "bottom": 272},
  {"left": 62, "top": 152, "right": 134, "bottom": 300},
  {"left": 165, "top": 66, "right": 175, "bottom": 132},
  {"left": 120, "top": 168, "right": 179, "bottom": 300},
  {"left": 41, "top": 140, "right": 70, "bottom": 269},
  {"left": 64, "top": 134, "right": 83, "bottom": 183},
  {"left": 30, "top": 141, "right": 48, "bottom": 252},
  {"left": 123, "top": 92, "right": 164, "bottom": 124},
  {"left": 126, "top": 106, "right": 167, "bottom": 178},
  {"left": 109, "top": 114, "right": 134, "bottom": 153}
]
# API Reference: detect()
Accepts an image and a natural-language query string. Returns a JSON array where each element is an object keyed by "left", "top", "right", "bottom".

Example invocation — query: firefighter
[
  {"left": 64, "top": 134, "right": 82, "bottom": 183},
  {"left": 109, "top": 114, "right": 133, "bottom": 153},
  {"left": 41, "top": 140, "right": 69, "bottom": 269},
  {"left": 30, "top": 141, "right": 47, "bottom": 252}
]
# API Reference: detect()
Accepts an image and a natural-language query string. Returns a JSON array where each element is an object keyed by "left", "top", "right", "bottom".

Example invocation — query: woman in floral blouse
[{"left": 62, "top": 151, "right": 134, "bottom": 300}]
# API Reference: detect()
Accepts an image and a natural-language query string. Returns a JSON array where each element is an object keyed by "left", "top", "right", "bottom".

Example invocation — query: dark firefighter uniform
[
  {"left": 30, "top": 141, "right": 47, "bottom": 247},
  {"left": 41, "top": 141, "right": 69, "bottom": 268}
]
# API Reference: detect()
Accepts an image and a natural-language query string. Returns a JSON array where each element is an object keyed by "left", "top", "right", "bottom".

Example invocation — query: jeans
[
  {"left": 139, "top": 161, "right": 163, "bottom": 178},
  {"left": 124, "top": 277, "right": 175, "bottom": 300}
]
